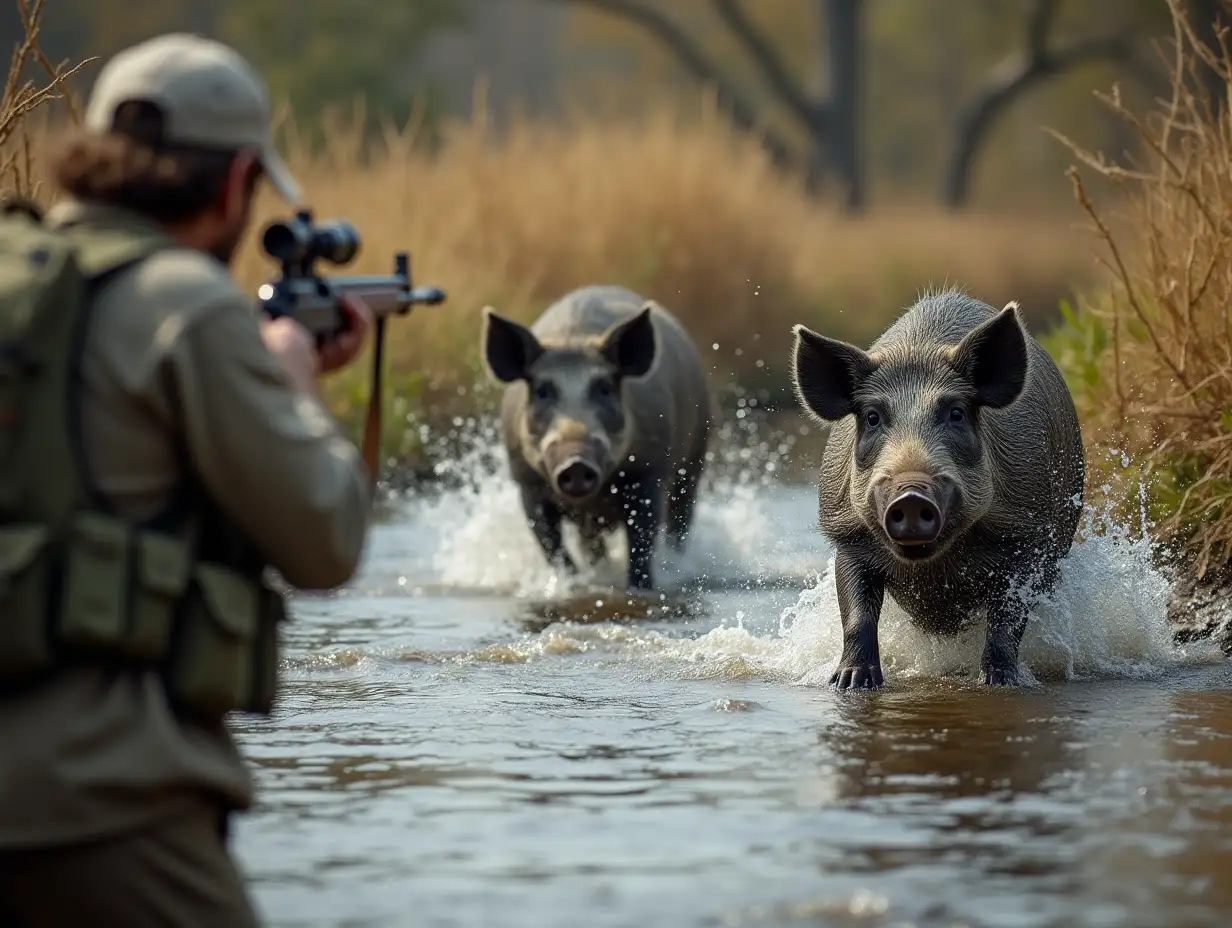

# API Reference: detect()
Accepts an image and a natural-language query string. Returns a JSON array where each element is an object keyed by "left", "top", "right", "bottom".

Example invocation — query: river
[{"left": 228, "top": 415, "right": 1232, "bottom": 928}]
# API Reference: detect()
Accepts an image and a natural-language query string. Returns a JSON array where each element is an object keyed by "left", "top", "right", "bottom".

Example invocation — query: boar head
[
  {"left": 790, "top": 304, "right": 1030, "bottom": 563},
  {"left": 483, "top": 306, "right": 658, "bottom": 505}
]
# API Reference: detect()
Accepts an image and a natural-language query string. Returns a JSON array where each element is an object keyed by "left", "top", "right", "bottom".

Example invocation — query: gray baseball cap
[{"left": 84, "top": 33, "right": 302, "bottom": 204}]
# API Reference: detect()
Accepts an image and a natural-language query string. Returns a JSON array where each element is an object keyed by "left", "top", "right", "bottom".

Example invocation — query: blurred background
[
  {"left": 13, "top": 0, "right": 1199, "bottom": 209},
  {"left": 6, "top": 1, "right": 1226, "bottom": 484}
]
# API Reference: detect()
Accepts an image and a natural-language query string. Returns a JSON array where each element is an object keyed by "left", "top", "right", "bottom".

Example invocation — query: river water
[{"left": 229, "top": 416, "right": 1232, "bottom": 928}]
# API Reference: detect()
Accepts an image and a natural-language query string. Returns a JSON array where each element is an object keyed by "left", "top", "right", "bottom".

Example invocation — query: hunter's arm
[{"left": 168, "top": 283, "right": 372, "bottom": 589}]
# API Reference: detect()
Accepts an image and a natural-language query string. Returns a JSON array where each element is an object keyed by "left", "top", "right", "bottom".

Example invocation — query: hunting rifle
[{"left": 256, "top": 209, "right": 447, "bottom": 489}]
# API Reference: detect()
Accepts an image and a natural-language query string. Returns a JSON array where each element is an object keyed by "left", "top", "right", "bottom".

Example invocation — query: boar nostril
[
  {"left": 555, "top": 460, "right": 601, "bottom": 499},
  {"left": 883, "top": 492, "right": 942, "bottom": 544}
]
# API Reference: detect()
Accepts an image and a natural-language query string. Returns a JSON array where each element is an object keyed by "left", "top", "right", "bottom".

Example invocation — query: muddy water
[{"left": 229, "top": 421, "right": 1232, "bottom": 928}]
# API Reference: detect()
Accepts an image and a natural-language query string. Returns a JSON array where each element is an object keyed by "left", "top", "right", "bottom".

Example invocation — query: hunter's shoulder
[
  {"left": 43, "top": 200, "right": 253, "bottom": 324},
  {"left": 120, "top": 247, "right": 251, "bottom": 320}
]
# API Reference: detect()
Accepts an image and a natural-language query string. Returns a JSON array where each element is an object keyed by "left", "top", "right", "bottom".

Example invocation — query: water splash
[
  {"left": 391, "top": 413, "right": 1222, "bottom": 687},
  {"left": 409, "top": 408, "right": 812, "bottom": 598}
]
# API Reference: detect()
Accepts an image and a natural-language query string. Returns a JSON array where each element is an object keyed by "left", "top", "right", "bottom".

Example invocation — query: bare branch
[
  {"left": 943, "top": 32, "right": 1139, "bottom": 208},
  {"left": 545, "top": 0, "right": 799, "bottom": 173},
  {"left": 710, "top": 0, "right": 825, "bottom": 131},
  {"left": 0, "top": 0, "right": 96, "bottom": 196},
  {"left": 1027, "top": 0, "right": 1062, "bottom": 57}
]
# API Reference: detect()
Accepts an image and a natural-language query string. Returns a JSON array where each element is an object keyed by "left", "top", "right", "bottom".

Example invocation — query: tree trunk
[{"left": 822, "top": 0, "right": 863, "bottom": 213}]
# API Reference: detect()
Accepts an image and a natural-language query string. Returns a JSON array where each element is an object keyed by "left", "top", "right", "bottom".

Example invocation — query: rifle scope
[{"left": 261, "top": 209, "right": 360, "bottom": 266}]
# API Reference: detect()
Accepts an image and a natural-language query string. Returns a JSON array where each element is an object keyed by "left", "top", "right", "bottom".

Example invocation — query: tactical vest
[{"left": 0, "top": 198, "right": 285, "bottom": 725}]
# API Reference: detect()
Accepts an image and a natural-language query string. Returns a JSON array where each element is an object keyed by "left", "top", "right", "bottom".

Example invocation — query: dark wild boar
[
  {"left": 789, "top": 290, "right": 1085, "bottom": 690},
  {"left": 482, "top": 285, "right": 713, "bottom": 591}
]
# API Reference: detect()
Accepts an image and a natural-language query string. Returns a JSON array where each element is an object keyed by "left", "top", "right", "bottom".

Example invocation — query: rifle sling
[{"left": 360, "top": 315, "right": 386, "bottom": 495}]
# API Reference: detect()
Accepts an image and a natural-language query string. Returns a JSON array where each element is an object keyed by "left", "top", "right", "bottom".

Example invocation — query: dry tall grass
[
  {"left": 228, "top": 94, "right": 1101, "bottom": 432},
  {"left": 0, "top": 0, "right": 92, "bottom": 196},
  {"left": 6, "top": 21, "right": 1103, "bottom": 464},
  {"left": 1047, "top": 0, "right": 1232, "bottom": 578}
]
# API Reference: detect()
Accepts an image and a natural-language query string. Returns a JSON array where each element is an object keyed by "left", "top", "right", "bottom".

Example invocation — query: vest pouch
[
  {"left": 165, "top": 563, "right": 261, "bottom": 722},
  {"left": 0, "top": 523, "right": 54, "bottom": 682},
  {"left": 130, "top": 531, "right": 190, "bottom": 662},
  {"left": 58, "top": 512, "right": 132, "bottom": 655}
]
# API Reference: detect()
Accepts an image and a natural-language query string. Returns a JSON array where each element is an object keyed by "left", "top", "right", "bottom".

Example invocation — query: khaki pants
[{"left": 0, "top": 803, "right": 260, "bottom": 928}]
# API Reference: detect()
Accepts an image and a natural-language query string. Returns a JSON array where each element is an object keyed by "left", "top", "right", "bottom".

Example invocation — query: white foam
[{"left": 416, "top": 414, "right": 810, "bottom": 597}]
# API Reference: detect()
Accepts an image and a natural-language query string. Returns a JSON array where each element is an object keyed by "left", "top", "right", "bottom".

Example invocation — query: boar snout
[
  {"left": 884, "top": 492, "right": 941, "bottom": 545},
  {"left": 543, "top": 436, "right": 608, "bottom": 503},
  {"left": 872, "top": 472, "right": 956, "bottom": 556},
  {"left": 554, "top": 457, "right": 602, "bottom": 501}
]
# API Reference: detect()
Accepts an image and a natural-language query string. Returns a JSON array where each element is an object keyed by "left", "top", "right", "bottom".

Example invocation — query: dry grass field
[{"left": 230, "top": 101, "right": 1100, "bottom": 444}]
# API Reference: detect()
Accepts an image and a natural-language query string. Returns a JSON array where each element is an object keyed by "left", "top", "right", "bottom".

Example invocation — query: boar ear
[
  {"left": 482, "top": 307, "right": 543, "bottom": 384},
  {"left": 949, "top": 302, "right": 1029, "bottom": 409},
  {"left": 790, "top": 324, "right": 877, "bottom": 422},
  {"left": 600, "top": 305, "right": 657, "bottom": 379}
]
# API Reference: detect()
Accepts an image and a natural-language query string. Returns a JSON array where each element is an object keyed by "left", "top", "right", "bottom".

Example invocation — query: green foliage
[
  {"left": 218, "top": 0, "right": 470, "bottom": 142},
  {"left": 322, "top": 349, "right": 442, "bottom": 474},
  {"left": 30, "top": 0, "right": 472, "bottom": 143},
  {"left": 1037, "top": 297, "right": 1109, "bottom": 400}
]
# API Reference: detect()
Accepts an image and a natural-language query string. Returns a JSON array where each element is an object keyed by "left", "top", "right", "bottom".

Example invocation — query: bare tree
[
  {"left": 545, "top": 0, "right": 866, "bottom": 213},
  {"left": 942, "top": 0, "right": 1148, "bottom": 209}
]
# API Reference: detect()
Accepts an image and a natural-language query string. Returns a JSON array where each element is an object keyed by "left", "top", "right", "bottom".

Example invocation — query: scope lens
[
  {"left": 262, "top": 220, "right": 307, "bottom": 262},
  {"left": 314, "top": 221, "right": 360, "bottom": 264}
]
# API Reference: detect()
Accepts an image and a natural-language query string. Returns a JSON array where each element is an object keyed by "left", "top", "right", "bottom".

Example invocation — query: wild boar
[
  {"left": 789, "top": 289, "right": 1085, "bottom": 690},
  {"left": 481, "top": 285, "right": 713, "bottom": 591}
]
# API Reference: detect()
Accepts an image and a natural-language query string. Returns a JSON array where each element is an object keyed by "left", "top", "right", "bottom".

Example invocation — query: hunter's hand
[
  {"left": 261, "top": 317, "right": 319, "bottom": 394},
  {"left": 318, "top": 294, "right": 373, "bottom": 375}
]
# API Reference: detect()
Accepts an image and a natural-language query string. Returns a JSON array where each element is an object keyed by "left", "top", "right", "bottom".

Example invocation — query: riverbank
[{"left": 1038, "top": 0, "right": 1232, "bottom": 639}]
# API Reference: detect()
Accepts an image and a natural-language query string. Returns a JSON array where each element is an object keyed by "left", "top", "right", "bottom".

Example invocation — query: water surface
[{"left": 230, "top": 422, "right": 1232, "bottom": 928}]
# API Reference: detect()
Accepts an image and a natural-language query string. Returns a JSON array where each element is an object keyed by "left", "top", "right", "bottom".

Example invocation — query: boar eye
[
  {"left": 533, "top": 381, "right": 555, "bottom": 402},
  {"left": 864, "top": 410, "right": 881, "bottom": 427},
  {"left": 948, "top": 406, "right": 965, "bottom": 423},
  {"left": 593, "top": 379, "right": 615, "bottom": 399}
]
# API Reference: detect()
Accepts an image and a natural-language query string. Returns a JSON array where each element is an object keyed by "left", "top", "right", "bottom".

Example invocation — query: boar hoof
[
  {"left": 830, "top": 664, "right": 884, "bottom": 692},
  {"left": 979, "top": 666, "right": 1021, "bottom": 686}
]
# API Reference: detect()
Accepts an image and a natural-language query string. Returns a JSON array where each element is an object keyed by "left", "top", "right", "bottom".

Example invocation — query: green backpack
[
  {"left": 0, "top": 196, "right": 284, "bottom": 723},
  {"left": 0, "top": 196, "right": 167, "bottom": 681}
]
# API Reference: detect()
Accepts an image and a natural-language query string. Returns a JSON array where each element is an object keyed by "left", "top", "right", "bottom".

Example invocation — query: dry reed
[
  {"left": 1048, "top": 0, "right": 1232, "bottom": 577},
  {"left": 0, "top": 0, "right": 93, "bottom": 198}
]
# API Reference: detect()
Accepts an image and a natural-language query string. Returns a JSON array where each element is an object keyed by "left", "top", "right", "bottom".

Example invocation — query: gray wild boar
[
  {"left": 482, "top": 285, "right": 713, "bottom": 591},
  {"left": 789, "top": 289, "right": 1085, "bottom": 690}
]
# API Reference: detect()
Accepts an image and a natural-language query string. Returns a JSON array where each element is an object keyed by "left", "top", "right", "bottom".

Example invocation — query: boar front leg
[
  {"left": 980, "top": 595, "right": 1030, "bottom": 686},
  {"left": 623, "top": 475, "right": 664, "bottom": 591},
  {"left": 520, "top": 485, "right": 578, "bottom": 575},
  {"left": 831, "top": 546, "right": 886, "bottom": 691}
]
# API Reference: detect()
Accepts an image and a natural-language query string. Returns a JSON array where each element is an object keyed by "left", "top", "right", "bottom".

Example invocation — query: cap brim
[{"left": 260, "top": 146, "right": 302, "bottom": 205}]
